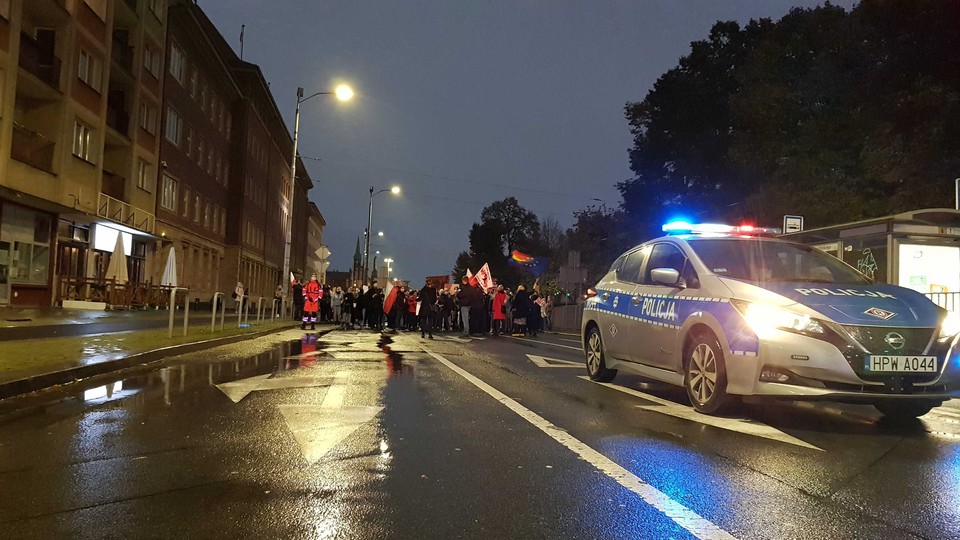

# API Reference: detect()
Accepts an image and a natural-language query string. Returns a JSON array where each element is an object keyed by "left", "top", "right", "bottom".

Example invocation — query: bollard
[
  {"left": 211, "top": 292, "right": 224, "bottom": 333},
  {"left": 219, "top": 294, "right": 226, "bottom": 331},
  {"left": 168, "top": 287, "right": 190, "bottom": 338},
  {"left": 256, "top": 296, "right": 265, "bottom": 325}
]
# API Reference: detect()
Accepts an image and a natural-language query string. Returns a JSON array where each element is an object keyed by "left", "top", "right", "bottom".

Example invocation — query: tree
[{"left": 452, "top": 198, "right": 544, "bottom": 287}]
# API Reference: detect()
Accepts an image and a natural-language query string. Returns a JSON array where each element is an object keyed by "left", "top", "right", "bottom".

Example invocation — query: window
[
  {"left": 223, "top": 161, "right": 230, "bottom": 185},
  {"left": 200, "top": 83, "right": 207, "bottom": 112},
  {"left": 182, "top": 187, "right": 190, "bottom": 217},
  {"left": 190, "top": 70, "right": 198, "bottom": 97},
  {"left": 137, "top": 159, "right": 152, "bottom": 191},
  {"left": 203, "top": 202, "right": 210, "bottom": 229},
  {"left": 185, "top": 128, "right": 193, "bottom": 157},
  {"left": 194, "top": 195, "right": 200, "bottom": 223},
  {"left": 197, "top": 138, "right": 204, "bottom": 168},
  {"left": 77, "top": 49, "right": 102, "bottom": 92},
  {"left": 160, "top": 175, "right": 177, "bottom": 211},
  {"left": 83, "top": 0, "right": 107, "bottom": 20},
  {"left": 617, "top": 246, "right": 650, "bottom": 284},
  {"left": 139, "top": 103, "right": 157, "bottom": 134},
  {"left": 72, "top": 120, "right": 93, "bottom": 162},
  {"left": 225, "top": 112, "right": 232, "bottom": 139},
  {"left": 216, "top": 155, "right": 222, "bottom": 182},
  {"left": 220, "top": 211, "right": 226, "bottom": 236},
  {"left": 165, "top": 107, "right": 182, "bottom": 145},
  {"left": 207, "top": 148, "right": 214, "bottom": 174},
  {"left": 642, "top": 244, "right": 687, "bottom": 285},
  {"left": 169, "top": 44, "right": 185, "bottom": 83},
  {"left": 143, "top": 45, "right": 161, "bottom": 77}
]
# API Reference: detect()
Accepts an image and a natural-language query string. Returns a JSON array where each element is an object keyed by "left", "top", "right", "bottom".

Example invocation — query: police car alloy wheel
[
  {"left": 684, "top": 332, "right": 731, "bottom": 414},
  {"left": 585, "top": 326, "right": 617, "bottom": 382}
]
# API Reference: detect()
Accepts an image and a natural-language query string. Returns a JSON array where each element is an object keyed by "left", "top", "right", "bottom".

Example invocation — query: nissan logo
[{"left": 884, "top": 332, "right": 906, "bottom": 350}]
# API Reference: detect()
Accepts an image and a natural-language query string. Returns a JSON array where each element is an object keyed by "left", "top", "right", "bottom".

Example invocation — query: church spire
[{"left": 353, "top": 237, "right": 362, "bottom": 267}]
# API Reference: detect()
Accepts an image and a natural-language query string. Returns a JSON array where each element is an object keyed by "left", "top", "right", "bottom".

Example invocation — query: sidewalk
[{"left": 0, "top": 306, "right": 313, "bottom": 400}]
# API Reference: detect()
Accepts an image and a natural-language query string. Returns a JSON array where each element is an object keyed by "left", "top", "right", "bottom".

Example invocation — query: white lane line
[
  {"left": 581, "top": 377, "right": 822, "bottom": 451},
  {"left": 506, "top": 336, "right": 583, "bottom": 352},
  {"left": 526, "top": 354, "right": 583, "bottom": 368},
  {"left": 423, "top": 346, "right": 737, "bottom": 540}
]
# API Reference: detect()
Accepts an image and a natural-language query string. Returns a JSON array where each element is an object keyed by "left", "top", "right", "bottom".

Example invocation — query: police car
[{"left": 581, "top": 221, "right": 960, "bottom": 419}]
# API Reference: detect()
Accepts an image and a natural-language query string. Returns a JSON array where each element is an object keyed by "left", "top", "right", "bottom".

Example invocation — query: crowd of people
[{"left": 286, "top": 274, "right": 555, "bottom": 338}]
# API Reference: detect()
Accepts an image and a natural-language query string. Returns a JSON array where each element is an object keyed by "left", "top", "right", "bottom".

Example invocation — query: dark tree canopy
[
  {"left": 621, "top": 0, "right": 960, "bottom": 240},
  {"left": 453, "top": 198, "right": 544, "bottom": 286}
]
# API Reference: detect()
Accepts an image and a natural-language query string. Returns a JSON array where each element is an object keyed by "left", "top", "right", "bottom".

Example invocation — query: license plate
[{"left": 865, "top": 355, "right": 937, "bottom": 373}]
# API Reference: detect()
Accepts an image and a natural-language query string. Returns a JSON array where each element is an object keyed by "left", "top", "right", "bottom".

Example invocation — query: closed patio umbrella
[
  {"left": 161, "top": 246, "right": 178, "bottom": 287},
  {"left": 105, "top": 233, "right": 128, "bottom": 283}
]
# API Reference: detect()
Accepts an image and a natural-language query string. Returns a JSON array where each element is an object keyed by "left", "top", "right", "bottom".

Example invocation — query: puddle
[{"left": 377, "top": 335, "right": 413, "bottom": 377}]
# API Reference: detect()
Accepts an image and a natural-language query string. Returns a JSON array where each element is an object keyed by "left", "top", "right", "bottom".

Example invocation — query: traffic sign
[{"left": 783, "top": 215, "right": 804, "bottom": 233}]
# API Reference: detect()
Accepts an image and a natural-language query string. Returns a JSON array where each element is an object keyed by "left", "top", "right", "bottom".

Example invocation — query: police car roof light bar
[{"left": 661, "top": 221, "right": 782, "bottom": 236}]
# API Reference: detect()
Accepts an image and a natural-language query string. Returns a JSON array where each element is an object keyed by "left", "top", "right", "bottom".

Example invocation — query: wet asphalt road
[{"left": 1, "top": 329, "right": 959, "bottom": 539}]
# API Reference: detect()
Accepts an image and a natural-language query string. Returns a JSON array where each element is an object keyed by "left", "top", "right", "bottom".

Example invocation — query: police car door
[
  {"left": 600, "top": 246, "right": 648, "bottom": 362},
  {"left": 628, "top": 243, "right": 689, "bottom": 369}
]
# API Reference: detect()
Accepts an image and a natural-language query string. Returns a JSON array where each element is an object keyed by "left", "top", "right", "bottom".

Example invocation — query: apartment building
[
  {"left": 0, "top": 0, "right": 318, "bottom": 308},
  {"left": 305, "top": 202, "right": 326, "bottom": 283},
  {"left": 155, "top": 0, "right": 237, "bottom": 302},
  {"left": 0, "top": 0, "right": 166, "bottom": 306}
]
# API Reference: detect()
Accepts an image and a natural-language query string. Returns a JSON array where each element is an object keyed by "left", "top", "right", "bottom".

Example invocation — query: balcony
[
  {"left": 111, "top": 33, "right": 133, "bottom": 74},
  {"left": 101, "top": 169, "right": 126, "bottom": 201},
  {"left": 106, "top": 104, "right": 130, "bottom": 136},
  {"left": 98, "top": 192, "right": 155, "bottom": 235},
  {"left": 18, "top": 32, "right": 60, "bottom": 90},
  {"left": 11, "top": 121, "right": 55, "bottom": 174}
]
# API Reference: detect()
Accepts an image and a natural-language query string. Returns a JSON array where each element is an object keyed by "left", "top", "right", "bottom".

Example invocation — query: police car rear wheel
[
  {"left": 684, "top": 334, "right": 730, "bottom": 414},
  {"left": 585, "top": 327, "right": 616, "bottom": 382},
  {"left": 873, "top": 400, "right": 938, "bottom": 420}
]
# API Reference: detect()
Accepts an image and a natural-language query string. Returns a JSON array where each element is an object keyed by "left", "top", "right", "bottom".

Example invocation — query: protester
[
  {"left": 512, "top": 284, "right": 530, "bottom": 336},
  {"left": 370, "top": 285, "right": 385, "bottom": 331},
  {"left": 543, "top": 295, "right": 554, "bottom": 331},
  {"left": 341, "top": 287, "right": 355, "bottom": 329},
  {"left": 469, "top": 282, "right": 485, "bottom": 336},
  {"left": 418, "top": 280, "right": 438, "bottom": 339},
  {"left": 331, "top": 287, "right": 344, "bottom": 324},
  {"left": 320, "top": 285, "right": 332, "bottom": 322},
  {"left": 301, "top": 273, "right": 322, "bottom": 330},
  {"left": 406, "top": 290, "right": 418, "bottom": 331},
  {"left": 439, "top": 290, "right": 454, "bottom": 332},
  {"left": 456, "top": 277, "right": 473, "bottom": 337},
  {"left": 528, "top": 290, "right": 542, "bottom": 337},
  {"left": 292, "top": 277, "right": 304, "bottom": 322},
  {"left": 233, "top": 281, "right": 245, "bottom": 313},
  {"left": 492, "top": 285, "right": 508, "bottom": 336},
  {"left": 274, "top": 285, "right": 284, "bottom": 316}
]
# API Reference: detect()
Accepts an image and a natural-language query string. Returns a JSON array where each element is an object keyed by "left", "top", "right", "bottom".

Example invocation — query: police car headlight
[
  {"left": 939, "top": 311, "right": 960, "bottom": 339},
  {"left": 731, "top": 300, "right": 824, "bottom": 337}
]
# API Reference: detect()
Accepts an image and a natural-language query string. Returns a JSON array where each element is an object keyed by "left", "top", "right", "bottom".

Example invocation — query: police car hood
[{"left": 754, "top": 282, "right": 940, "bottom": 327}]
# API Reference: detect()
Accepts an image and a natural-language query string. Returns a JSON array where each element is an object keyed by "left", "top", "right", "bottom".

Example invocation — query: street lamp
[
  {"left": 384, "top": 257, "right": 394, "bottom": 278},
  {"left": 363, "top": 185, "right": 400, "bottom": 283},
  {"left": 281, "top": 83, "right": 353, "bottom": 311}
]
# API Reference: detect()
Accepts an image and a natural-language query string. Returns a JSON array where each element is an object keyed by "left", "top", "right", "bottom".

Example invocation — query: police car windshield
[{"left": 688, "top": 238, "right": 871, "bottom": 285}]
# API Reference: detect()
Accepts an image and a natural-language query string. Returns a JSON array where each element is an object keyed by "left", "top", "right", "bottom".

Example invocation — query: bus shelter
[{"left": 781, "top": 208, "right": 960, "bottom": 312}]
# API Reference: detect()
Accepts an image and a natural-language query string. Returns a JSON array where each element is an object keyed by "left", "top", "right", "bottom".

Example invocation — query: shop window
[{"left": 0, "top": 204, "right": 52, "bottom": 286}]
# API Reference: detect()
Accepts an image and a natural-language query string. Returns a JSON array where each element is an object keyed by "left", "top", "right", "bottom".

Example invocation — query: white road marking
[
  {"left": 507, "top": 336, "right": 582, "bottom": 351},
  {"left": 580, "top": 377, "right": 822, "bottom": 451},
  {"left": 424, "top": 346, "right": 737, "bottom": 540},
  {"left": 216, "top": 374, "right": 332, "bottom": 403},
  {"left": 279, "top": 371, "right": 383, "bottom": 464},
  {"left": 526, "top": 354, "right": 583, "bottom": 368}
]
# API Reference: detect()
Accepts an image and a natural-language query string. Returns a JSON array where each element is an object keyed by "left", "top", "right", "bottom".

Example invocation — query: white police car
[{"left": 581, "top": 221, "right": 960, "bottom": 419}]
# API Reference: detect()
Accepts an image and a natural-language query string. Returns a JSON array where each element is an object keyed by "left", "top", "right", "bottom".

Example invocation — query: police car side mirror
[{"left": 650, "top": 268, "right": 682, "bottom": 288}]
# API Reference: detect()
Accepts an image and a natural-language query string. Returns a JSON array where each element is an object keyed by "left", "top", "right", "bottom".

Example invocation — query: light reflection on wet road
[{"left": 0, "top": 328, "right": 958, "bottom": 538}]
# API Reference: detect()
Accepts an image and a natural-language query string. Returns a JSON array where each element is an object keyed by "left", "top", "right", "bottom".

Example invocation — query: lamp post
[
  {"left": 363, "top": 185, "right": 400, "bottom": 284},
  {"left": 384, "top": 258, "right": 394, "bottom": 280},
  {"left": 281, "top": 83, "right": 352, "bottom": 312}
]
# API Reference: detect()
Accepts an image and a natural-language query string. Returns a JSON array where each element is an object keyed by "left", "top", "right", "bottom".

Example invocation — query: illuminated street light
[
  {"left": 281, "top": 82, "right": 354, "bottom": 313},
  {"left": 364, "top": 185, "right": 401, "bottom": 282}
]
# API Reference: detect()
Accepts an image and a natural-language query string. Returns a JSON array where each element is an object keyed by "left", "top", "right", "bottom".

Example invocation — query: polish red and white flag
[
  {"left": 466, "top": 268, "right": 479, "bottom": 287},
  {"left": 475, "top": 263, "right": 495, "bottom": 292}
]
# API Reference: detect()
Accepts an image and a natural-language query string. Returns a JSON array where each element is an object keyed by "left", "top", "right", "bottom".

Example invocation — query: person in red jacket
[{"left": 302, "top": 273, "right": 322, "bottom": 330}]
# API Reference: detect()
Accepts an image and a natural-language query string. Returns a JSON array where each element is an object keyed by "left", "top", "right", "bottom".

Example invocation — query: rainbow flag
[{"left": 508, "top": 250, "right": 548, "bottom": 277}]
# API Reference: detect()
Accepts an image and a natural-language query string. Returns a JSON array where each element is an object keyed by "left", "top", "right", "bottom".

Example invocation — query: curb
[{"left": 0, "top": 324, "right": 326, "bottom": 400}]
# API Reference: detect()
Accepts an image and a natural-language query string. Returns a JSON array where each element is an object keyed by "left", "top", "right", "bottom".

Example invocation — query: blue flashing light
[{"left": 662, "top": 220, "right": 695, "bottom": 233}]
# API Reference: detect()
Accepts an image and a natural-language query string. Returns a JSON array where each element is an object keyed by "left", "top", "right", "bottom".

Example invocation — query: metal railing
[
  {"left": 11, "top": 121, "right": 56, "bottom": 174},
  {"left": 925, "top": 292, "right": 960, "bottom": 313},
  {"left": 168, "top": 287, "right": 190, "bottom": 338},
  {"left": 97, "top": 192, "right": 155, "bottom": 234}
]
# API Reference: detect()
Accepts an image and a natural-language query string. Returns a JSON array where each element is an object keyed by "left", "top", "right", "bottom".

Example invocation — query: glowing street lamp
[{"left": 364, "top": 185, "right": 400, "bottom": 282}]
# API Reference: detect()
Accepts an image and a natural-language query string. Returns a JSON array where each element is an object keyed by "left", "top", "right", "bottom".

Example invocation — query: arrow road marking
[
  {"left": 579, "top": 377, "right": 822, "bottom": 451},
  {"left": 526, "top": 354, "right": 583, "bottom": 368},
  {"left": 507, "top": 336, "right": 582, "bottom": 351},
  {"left": 279, "top": 371, "right": 383, "bottom": 464},
  {"left": 216, "top": 374, "right": 331, "bottom": 403}
]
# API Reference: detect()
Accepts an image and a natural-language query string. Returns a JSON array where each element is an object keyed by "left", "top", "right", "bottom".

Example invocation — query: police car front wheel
[
  {"left": 585, "top": 326, "right": 617, "bottom": 382},
  {"left": 684, "top": 333, "right": 732, "bottom": 414}
]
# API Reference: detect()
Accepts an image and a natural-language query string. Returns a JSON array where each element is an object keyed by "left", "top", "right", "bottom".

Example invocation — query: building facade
[
  {"left": 0, "top": 0, "right": 320, "bottom": 308},
  {"left": 0, "top": 0, "right": 166, "bottom": 306}
]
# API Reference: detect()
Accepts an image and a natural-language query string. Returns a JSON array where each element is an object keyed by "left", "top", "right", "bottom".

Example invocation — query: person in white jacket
[{"left": 330, "top": 287, "right": 344, "bottom": 326}]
